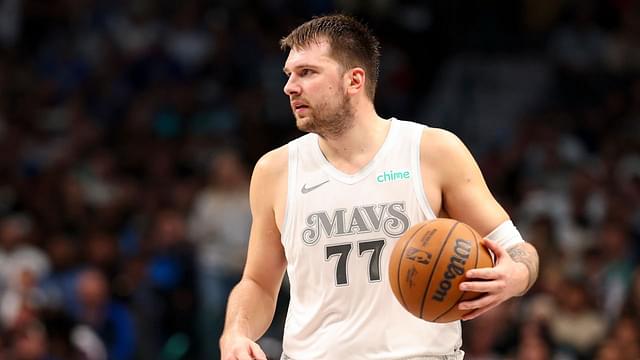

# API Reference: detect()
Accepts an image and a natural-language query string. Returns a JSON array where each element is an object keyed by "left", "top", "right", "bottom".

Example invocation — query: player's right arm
[{"left": 219, "top": 147, "right": 289, "bottom": 360}]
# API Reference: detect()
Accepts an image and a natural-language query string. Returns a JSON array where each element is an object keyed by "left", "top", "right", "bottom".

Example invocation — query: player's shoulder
[
  {"left": 254, "top": 132, "right": 314, "bottom": 174},
  {"left": 254, "top": 144, "right": 289, "bottom": 176},
  {"left": 418, "top": 126, "right": 478, "bottom": 178},
  {"left": 420, "top": 127, "right": 468, "bottom": 156}
]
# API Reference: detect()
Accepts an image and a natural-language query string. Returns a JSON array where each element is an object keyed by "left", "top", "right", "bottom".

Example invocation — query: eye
[{"left": 300, "top": 68, "right": 314, "bottom": 77}]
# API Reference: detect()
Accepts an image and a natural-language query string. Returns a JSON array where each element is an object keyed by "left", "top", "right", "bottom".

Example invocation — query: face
[
  {"left": 77, "top": 270, "right": 108, "bottom": 308},
  {"left": 283, "top": 40, "right": 354, "bottom": 138}
]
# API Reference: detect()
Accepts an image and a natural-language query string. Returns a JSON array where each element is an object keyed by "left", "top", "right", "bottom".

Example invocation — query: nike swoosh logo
[{"left": 301, "top": 180, "right": 330, "bottom": 194}]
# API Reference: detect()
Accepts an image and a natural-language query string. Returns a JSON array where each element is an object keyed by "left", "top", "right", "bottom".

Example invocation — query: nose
[{"left": 284, "top": 75, "right": 301, "bottom": 96}]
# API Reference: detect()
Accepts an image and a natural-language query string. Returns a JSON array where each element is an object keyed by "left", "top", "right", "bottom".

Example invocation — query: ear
[{"left": 344, "top": 67, "right": 366, "bottom": 95}]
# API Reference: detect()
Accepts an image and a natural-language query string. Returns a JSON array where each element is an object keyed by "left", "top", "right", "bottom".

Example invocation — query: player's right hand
[{"left": 220, "top": 335, "right": 268, "bottom": 360}]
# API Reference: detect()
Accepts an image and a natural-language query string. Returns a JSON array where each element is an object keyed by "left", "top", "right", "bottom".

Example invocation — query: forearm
[
  {"left": 221, "top": 277, "right": 279, "bottom": 341},
  {"left": 506, "top": 242, "right": 539, "bottom": 296}
]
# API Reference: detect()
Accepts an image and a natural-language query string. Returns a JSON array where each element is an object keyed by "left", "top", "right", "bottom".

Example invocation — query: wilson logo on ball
[{"left": 432, "top": 238, "right": 472, "bottom": 302}]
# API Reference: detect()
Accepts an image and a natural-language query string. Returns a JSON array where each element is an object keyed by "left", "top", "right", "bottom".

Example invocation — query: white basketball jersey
[{"left": 280, "top": 119, "right": 463, "bottom": 359}]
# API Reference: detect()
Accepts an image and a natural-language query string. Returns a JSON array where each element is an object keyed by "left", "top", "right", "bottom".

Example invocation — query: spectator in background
[
  {"left": 621, "top": 268, "right": 640, "bottom": 319},
  {"left": 520, "top": 215, "right": 565, "bottom": 286},
  {"left": 609, "top": 316, "right": 640, "bottom": 359},
  {"left": 145, "top": 208, "right": 197, "bottom": 359},
  {"left": 72, "top": 268, "right": 135, "bottom": 360},
  {"left": 462, "top": 305, "right": 517, "bottom": 359},
  {"left": 187, "top": 148, "right": 251, "bottom": 360},
  {"left": 605, "top": 3, "right": 640, "bottom": 74},
  {"left": 0, "top": 0, "right": 20, "bottom": 48},
  {"left": 594, "top": 222, "right": 636, "bottom": 322},
  {"left": 513, "top": 321, "right": 554, "bottom": 360},
  {"left": 594, "top": 315, "right": 640, "bottom": 360},
  {"left": 548, "top": 1, "right": 608, "bottom": 106},
  {"left": 40, "top": 235, "right": 82, "bottom": 313},
  {"left": 83, "top": 232, "right": 120, "bottom": 281},
  {"left": 549, "top": 1, "right": 606, "bottom": 73},
  {"left": 594, "top": 339, "right": 625, "bottom": 360},
  {"left": 107, "top": 1, "right": 161, "bottom": 59},
  {"left": 547, "top": 276, "right": 607, "bottom": 358},
  {"left": 0, "top": 216, "right": 50, "bottom": 290},
  {"left": 6, "top": 320, "right": 52, "bottom": 360},
  {"left": 0, "top": 215, "right": 50, "bottom": 331},
  {"left": 164, "top": 1, "right": 212, "bottom": 73},
  {"left": 43, "top": 309, "right": 101, "bottom": 360}
]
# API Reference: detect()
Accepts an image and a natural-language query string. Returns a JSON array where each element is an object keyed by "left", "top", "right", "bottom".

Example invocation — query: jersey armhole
[
  {"left": 411, "top": 126, "right": 438, "bottom": 220},
  {"left": 280, "top": 141, "right": 298, "bottom": 247}
]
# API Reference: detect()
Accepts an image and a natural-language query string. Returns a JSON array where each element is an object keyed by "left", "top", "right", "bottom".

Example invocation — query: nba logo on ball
[
  {"left": 388, "top": 219, "right": 494, "bottom": 323},
  {"left": 405, "top": 248, "right": 433, "bottom": 265}
]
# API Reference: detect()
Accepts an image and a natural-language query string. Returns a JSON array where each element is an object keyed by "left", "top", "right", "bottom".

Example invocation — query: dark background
[{"left": 0, "top": 0, "right": 638, "bottom": 359}]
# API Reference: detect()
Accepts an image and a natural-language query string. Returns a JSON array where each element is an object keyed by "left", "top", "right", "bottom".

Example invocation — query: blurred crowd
[{"left": 0, "top": 0, "right": 638, "bottom": 359}]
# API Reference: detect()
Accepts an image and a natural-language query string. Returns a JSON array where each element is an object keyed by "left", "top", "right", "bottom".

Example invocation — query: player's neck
[{"left": 317, "top": 107, "right": 390, "bottom": 174}]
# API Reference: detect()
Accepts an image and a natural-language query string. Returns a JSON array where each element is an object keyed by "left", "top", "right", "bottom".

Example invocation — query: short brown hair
[{"left": 280, "top": 14, "right": 381, "bottom": 100}]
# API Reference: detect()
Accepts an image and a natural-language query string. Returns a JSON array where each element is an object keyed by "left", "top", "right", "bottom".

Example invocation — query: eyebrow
[{"left": 283, "top": 64, "right": 320, "bottom": 74}]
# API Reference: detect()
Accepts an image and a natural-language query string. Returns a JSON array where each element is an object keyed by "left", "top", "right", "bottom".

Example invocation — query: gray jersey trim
[
  {"left": 281, "top": 140, "right": 299, "bottom": 248},
  {"left": 282, "top": 349, "right": 465, "bottom": 360},
  {"left": 411, "top": 124, "right": 438, "bottom": 220},
  {"left": 308, "top": 118, "right": 399, "bottom": 185}
]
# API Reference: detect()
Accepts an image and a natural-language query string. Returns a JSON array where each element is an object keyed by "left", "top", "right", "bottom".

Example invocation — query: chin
[{"left": 296, "top": 117, "right": 315, "bottom": 132}]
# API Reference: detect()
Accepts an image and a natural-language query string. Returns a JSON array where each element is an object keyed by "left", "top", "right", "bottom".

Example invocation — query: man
[{"left": 220, "top": 14, "right": 539, "bottom": 360}]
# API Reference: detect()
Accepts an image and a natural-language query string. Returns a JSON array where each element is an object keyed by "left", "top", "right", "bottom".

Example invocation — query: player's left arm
[{"left": 421, "top": 128, "right": 539, "bottom": 320}]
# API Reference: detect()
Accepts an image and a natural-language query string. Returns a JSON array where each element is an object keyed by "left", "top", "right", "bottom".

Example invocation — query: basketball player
[{"left": 220, "top": 14, "right": 539, "bottom": 360}]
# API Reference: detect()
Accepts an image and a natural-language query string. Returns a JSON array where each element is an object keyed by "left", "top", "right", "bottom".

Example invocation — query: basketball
[{"left": 388, "top": 218, "right": 494, "bottom": 323}]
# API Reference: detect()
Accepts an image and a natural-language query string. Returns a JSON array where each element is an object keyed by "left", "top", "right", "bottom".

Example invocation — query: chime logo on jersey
[
  {"left": 376, "top": 169, "right": 411, "bottom": 183},
  {"left": 302, "top": 201, "right": 410, "bottom": 245}
]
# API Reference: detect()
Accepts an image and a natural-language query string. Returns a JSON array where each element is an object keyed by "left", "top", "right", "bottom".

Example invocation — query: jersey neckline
[{"left": 310, "top": 118, "right": 399, "bottom": 185}]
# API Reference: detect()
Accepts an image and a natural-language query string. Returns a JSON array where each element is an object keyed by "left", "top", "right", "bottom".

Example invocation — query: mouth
[{"left": 292, "top": 102, "right": 310, "bottom": 114}]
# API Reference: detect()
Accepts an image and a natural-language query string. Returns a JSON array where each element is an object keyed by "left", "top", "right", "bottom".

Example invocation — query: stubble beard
[{"left": 295, "top": 93, "right": 355, "bottom": 139}]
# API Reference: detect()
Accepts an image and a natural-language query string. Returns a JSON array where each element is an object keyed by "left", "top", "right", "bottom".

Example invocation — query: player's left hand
[{"left": 456, "top": 239, "right": 528, "bottom": 320}]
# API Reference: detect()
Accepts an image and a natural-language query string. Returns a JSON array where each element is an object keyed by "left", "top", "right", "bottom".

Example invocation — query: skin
[{"left": 219, "top": 38, "right": 539, "bottom": 360}]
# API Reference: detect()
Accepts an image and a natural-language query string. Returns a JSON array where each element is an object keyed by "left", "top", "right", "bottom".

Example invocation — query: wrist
[
  {"left": 220, "top": 332, "right": 243, "bottom": 350},
  {"left": 221, "top": 324, "right": 251, "bottom": 345},
  {"left": 221, "top": 329, "right": 248, "bottom": 340},
  {"left": 513, "top": 262, "right": 530, "bottom": 296}
]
